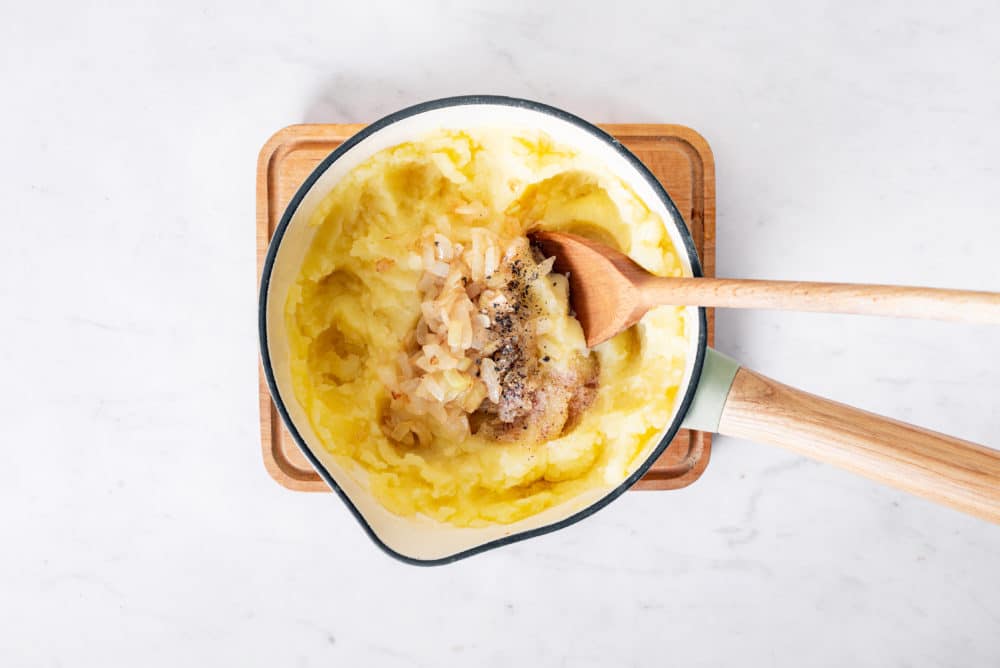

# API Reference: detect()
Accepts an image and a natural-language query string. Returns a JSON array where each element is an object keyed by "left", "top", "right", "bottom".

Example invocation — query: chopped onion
[
  {"left": 481, "top": 358, "right": 501, "bottom": 403},
  {"left": 428, "top": 260, "right": 450, "bottom": 278},
  {"left": 484, "top": 244, "right": 499, "bottom": 278},
  {"left": 535, "top": 256, "right": 555, "bottom": 277},
  {"left": 381, "top": 229, "right": 561, "bottom": 445}
]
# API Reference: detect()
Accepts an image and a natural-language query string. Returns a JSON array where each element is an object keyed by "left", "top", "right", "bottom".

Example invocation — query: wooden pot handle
[{"left": 717, "top": 367, "right": 1000, "bottom": 523}]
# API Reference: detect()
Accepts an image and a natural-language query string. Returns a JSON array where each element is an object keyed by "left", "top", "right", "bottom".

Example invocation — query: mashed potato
[{"left": 285, "top": 128, "right": 690, "bottom": 526}]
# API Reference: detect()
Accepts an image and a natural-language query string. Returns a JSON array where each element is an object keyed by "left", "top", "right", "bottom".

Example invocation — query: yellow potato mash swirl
[{"left": 285, "top": 129, "right": 690, "bottom": 526}]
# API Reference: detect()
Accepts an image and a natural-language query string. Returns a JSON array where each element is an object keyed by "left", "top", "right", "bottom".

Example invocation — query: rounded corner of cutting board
[
  {"left": 667, "top": 124, "right": 715, "bottom": 166},
  {"left": 258, "top": 125, "right": 305, "bottom": 169}
]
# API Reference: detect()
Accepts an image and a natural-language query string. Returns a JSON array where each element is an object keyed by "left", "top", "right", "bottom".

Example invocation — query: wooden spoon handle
[
  {"left": 718, "top": 367, "right": 1000, "bottom": 523},
  {"left": 638, "top": 277, "right": 1000, "bottom": 324}
]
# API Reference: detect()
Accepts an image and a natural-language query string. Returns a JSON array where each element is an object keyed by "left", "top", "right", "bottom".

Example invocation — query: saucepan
[{"left": 259, "top": 95, "right": 1000, "bottom": 565}]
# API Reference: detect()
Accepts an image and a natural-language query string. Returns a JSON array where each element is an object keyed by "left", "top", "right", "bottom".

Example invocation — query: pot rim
[{"left": 258, "top": 95, "right": 708, "bottom": 565}]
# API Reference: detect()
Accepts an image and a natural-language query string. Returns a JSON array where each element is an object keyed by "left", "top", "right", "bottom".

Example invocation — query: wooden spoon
[
  {"left": 532, "top": 231, "right": 1000, "bottom": 347},
  {"left": 533, "top": 230, "right": 1000, "bottom": 523}
]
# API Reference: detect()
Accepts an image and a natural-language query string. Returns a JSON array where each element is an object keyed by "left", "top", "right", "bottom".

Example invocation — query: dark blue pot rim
[{"left": 258, "top": 95, "right": 708, "bottom": 566}]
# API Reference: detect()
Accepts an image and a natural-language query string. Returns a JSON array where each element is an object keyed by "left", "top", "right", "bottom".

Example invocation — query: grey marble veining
[{"left": 1, "top": 1, "right": 998, "bottom": 666}]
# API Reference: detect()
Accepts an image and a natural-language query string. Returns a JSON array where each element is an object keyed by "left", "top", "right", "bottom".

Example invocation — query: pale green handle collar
[{"left": 680, "top": 347, "right": 741, "bottom": 433}]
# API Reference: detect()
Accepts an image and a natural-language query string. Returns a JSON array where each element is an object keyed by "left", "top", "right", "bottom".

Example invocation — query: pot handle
[{"left": 682, "top": 349, "right": 1000, "bottom": 523}]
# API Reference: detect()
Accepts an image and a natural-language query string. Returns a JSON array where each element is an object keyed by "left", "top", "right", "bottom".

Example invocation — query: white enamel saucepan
[{"left": 259, "top": 96, "right": 1000, "bottom": 565}]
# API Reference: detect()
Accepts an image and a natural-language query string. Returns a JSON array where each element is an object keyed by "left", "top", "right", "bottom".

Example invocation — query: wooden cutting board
[{"left": 257, "top": 123, "right": 716, "bottom": 491}]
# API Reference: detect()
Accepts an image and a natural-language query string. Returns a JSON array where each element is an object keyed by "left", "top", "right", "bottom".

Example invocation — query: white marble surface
[{"left": 2, "top": 1, "right": 999, "bottom": 666}]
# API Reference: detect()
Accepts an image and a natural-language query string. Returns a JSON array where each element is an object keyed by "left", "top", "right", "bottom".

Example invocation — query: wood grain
[
  {"left": 719, "top": 368, "right": 1000, "bottom": 523},
  {"left": 257, "top": 123, "right": 717, "bottom": 492},
  {"left": 638, "top": 277, "right": 1000, "bottom": 324}
]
